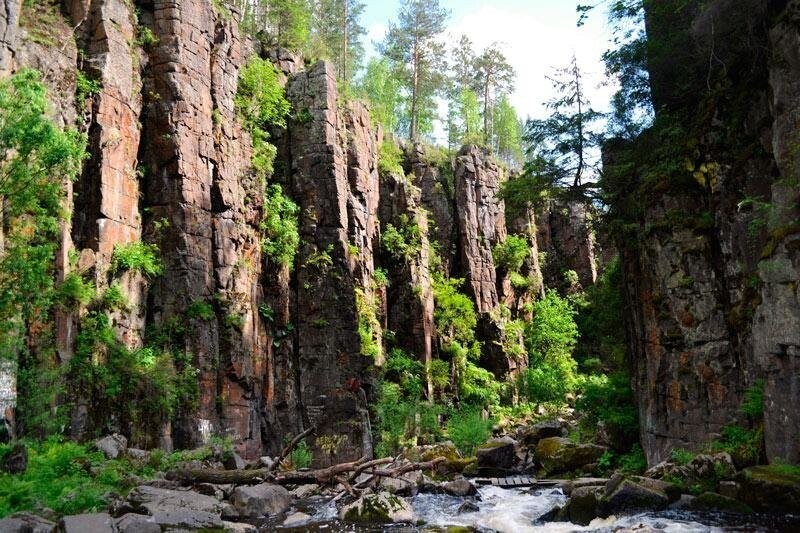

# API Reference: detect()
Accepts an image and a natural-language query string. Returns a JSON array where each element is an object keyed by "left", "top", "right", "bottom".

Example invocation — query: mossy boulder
[
  {"left": 475, "top": 437, "right": 516, "bottom": 471},
  {"left": 416, "top": 442, "right": 475, "bottom": 476},
  {"left": 535, "top": 437, "right": 607, "bottom": 476},
  {"left": 599, "top": 478, "right": 670, "bottom": 516},
  {"left": 340, "top": 492, "right": 414, "bottom": 524},
  {"left": 519, "top": 420, "right": 566, "bottom": 448},
  {"left": 686, "top": 492, "right": 754, "bottom": 514},
  {"left": 735, "top": 465, "right": 800, "bottom": 514}
]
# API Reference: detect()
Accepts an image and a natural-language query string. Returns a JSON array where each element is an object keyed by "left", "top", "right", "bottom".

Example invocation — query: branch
[{"left": 270, "top": 426, "right": 315, "bottom": 472}]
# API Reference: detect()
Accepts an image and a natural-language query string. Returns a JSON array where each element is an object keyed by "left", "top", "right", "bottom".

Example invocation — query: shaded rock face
[
  {"left": 612, "top": 0, "right": 800, "bottom": 464},
  {"left": 536, "top": 200, "right": 597, "bottom": 290}
]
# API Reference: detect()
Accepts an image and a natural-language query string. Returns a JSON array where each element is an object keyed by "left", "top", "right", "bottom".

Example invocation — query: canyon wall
[
  {"left": 611, "top": 0, "right": 800, "bottom": 465},
  {"left": 0, "top": 0, "right": 581, "bottom": 460}
]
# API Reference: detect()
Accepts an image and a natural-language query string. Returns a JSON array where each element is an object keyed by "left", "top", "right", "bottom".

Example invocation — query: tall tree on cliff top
[
  {"left": 357, "top": 57, "right": 403, "bottom": 132},
  {"left": 260, "top": 0, "right": 312, "bottom": 51},
  {"left": 525, "top": 55, "right": 603, "bottom": 191},
  {"left": 475, "top": 44, "right": 515, "bottom": 143},
  {"left": 380, "top": 0, "right": 449, "bottom": 141},
  {"left": 492, "top": 95, "right": 523, "bottom": 167},
  {"left": 309, "top": 0, "right": 366, "bottom": 88}
]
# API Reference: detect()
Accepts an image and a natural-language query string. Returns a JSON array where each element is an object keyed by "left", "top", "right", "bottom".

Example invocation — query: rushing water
[{"left": 271, "top": 485, "right": 800, "bottom": 532}]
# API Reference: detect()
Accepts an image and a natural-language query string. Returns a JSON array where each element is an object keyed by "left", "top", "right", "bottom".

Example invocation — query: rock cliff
[
  {"left": 609, "top": 0, "right": 800, "bottom": 465},
  {"left": 0, "top": 0, "right": 589, "bottom": 461}
]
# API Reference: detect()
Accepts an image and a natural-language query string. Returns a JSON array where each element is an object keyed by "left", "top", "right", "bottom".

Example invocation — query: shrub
[
  {"left": 671, "top": 448, "right": 695, "bottom": 466},
  {"left": 382, "top": 214, "right": 421, "bottom": 261},
  {"left": 433, "top": 277, "right": 477, "bottom": 345},
  {"left": 235, "top": 57, "right": 290, "bottom": 179},
  {"left": 187, "top": 300, "right": 214, "bottom": 321},
  {"left": 427, "top": 359, "right": 450, "bottom": 391},
  {"left": 355, "top": 288, "right": 381, "bottom": 359},
  {"left": 290, "top": 439, "right": 312, "bottom": 469},
  {"left": 101, "top": 282, "right": 128, "bottom": 311},
  {"left": 740, "top": 379, "right": 764, "bottom": 420},
  {"left": 446, "top": 408, "right": 493, "bottom": 456},
  {"left": 111, "top": 242, "right": 163, "bottom": 277},
  {"left": 378, "top": 140, "right": 404, "bottom": 176},
  {"left": 708, "top": 424, "right": 762, "bottom": 465},
  {"left": 260, "top": 184, "right": 299, "bottom": 269},
  {"left": 519, "top": 363, "right": 573, "bottom": 404},
  {"left": 373, "top": 267, "right": 389, "bottom": 288},
  {"left": 54, "top": 272, "right": 95, "bottom": 310},
  {"left": 618, "top": 444, "right": 647, "bottom": 473},
  {"left": 492, "top": 235, "right": 529, "bottom": 272},
  {"left": 575, "top": 372, "right": 638, "bottom": 451},
  {"left": 526, "top": 290, "right": 579, "bottom": 367}
]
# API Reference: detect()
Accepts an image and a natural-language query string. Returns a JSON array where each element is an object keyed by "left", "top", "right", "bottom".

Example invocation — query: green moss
[{"left": 760, "top": 222, "right": 800, "bottom": 259}]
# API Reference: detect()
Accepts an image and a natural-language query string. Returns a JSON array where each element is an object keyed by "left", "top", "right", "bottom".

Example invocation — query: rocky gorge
[{"left": 0, "top": 0, "right": 798, "bottom": 531}]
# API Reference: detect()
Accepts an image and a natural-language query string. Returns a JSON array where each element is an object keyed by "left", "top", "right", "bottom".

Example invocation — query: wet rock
[
  {"left": 59, "top": 513, "right": 115, "bottom": 533},
  {"left": 686, "top": 492, "right": 753, "bottom": 514},
  {"left": 290, "top": 484, "right": 319, "bottom": 498},
  {"left": 476, "top": 437, "right": 517, "bottom": 471},
  {"left": 282, "top": 512, "right": 311, "bottom": 526},
  {"left": 457, "top": 501, "right": 480, "bottom": 514},
  {"left": 258, "top": 456, "right": 276, "bottom": 469},
  {"left": 416, "top": 442, "right": 474, "bottom": 475},
  {"left": 599, "top": 478, "right": 670, "bottom": 516},
  {"left": 1, "top": 443, "right": 26, "bottom": 474},
  {"left": 116, "top": 513, "right": 159, "bottom": 533},
  {"left": 229, "top": 483, "right": 291, "bottom": 518},
  {"left": 559, "top": 477, "right": 609, "bottom": 496},
  {"left": 718, "top": 480, "right": 740, "bottom": 499},
  {"left": 442, "top": 478, "right": 478, "bottom": 497},
  {"left": 519, "top": 420, "right": 566, "bottom": 447},
  {"left": 0, "top": 512, "right": 55, "bottom": 533},
  {"left": 340, "top": 491, "right": 414, "bottom": 524},
  {"left": 558, "top": 486, "right": 601, "bottom": 526},
  {"left": 535, "top": 437, "right": 606, "bottom": 475},
  {"left": 95, "top": 434, "right": 127, "bottom": 460},
  {"left": 222, "top": 522, "right": 258, "bottom": 533},
  {"left": 735, "top": 465, "right": 800, "bottom": 514},
  {"left": 645, "top": 453, "right": 735, "bottom": 488},
  {"left": 606, "top": 474, "right": 681, "bottom": 503},
  {"left": 379, "top": 469, "right": 422, "bottom": 496}
]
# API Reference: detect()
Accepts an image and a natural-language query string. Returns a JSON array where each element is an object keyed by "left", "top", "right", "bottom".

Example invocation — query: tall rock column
[{"left": 286, "top": 61, "right": 380, "bottom": 465}]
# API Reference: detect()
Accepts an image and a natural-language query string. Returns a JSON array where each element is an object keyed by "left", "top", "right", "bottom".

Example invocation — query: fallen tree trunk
[{"left": 166, "top": 455, "right": 441, "bottom": 486}]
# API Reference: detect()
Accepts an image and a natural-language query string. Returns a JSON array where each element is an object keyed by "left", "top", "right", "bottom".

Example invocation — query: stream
[{"left": 270, "top": 486, "right": 800, "bottom": 532}]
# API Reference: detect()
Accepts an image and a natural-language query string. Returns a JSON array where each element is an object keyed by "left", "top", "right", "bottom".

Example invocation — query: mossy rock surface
[
  {"left": 340, "top": 492, "right": 414, "bottom": 524},
  {"left": 687, "top": 492, "right": 754, "bottom": 514},
  {"left": 735, "top": 465, "right": 800, "bottom": 514}
]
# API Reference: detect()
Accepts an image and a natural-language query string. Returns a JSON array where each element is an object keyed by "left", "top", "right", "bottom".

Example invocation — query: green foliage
[
  {"left": 75, "top": 71, "right": 101, "bottom": 112},
  {"left": 68, "top": 311, "right": 198, "bottom": 446},
  {"left": 0, "top": 69, "right": 86, "bottom": 364},
  {"left": 492, "top": 235, "right": 529, "bottom": 272},
  {"left": 374, "top": 380, "right": 442, "bottom": 457},
  {"left": 618, "top": 444, "right": 647, "bottom": 473},
  {"left": 427, "top": 359, "right": 450, "bottom": 391},
  {"left": 573, "top": 257, "right": 627, "bottom": 368},
  {"left": 433, "top": 277, "right": 477, "bottom": 345},
  {"left": 373, "top": 267, "right": 389, "bottom": 288},
  {"left": 446, "top": 408, "right": 493, "bottom": 456},
  {"left": 708, "top": 425, "right": 762, "bottom": 465},
  {"left": 111, "top": 242, "right": 163, "bottom": 278},
  {"left": 54, "top": 273, "right": 95, "bottom": 310},
  {"left": 378, "top": 140, "right": 404, "bottom": 176},
  {"left": 261, "top": 184, "right": 300, "bottom": 269},
  {"left": 355, "top": 288, "right": 381, "bottom": 359},
  {"left": 235, "top": 57, "right": 290, "bottom": 180},
  {"left": 575, "top": 372, "right": 639, "bottom": 451},
  {"left": 455, "top": 88, "right": 483, "bottom": 145},
  {"left": 135, "top": 25, "right": 159, "bottom": 48},
  {"left": 670, "top": 448, "right": 696, "bottom": 466},
  {"left": 519, "top": 364, "right": 572, "bottom": 405},
  {"left": 290, "top": 439, "right": 313, "bottom": 469},
  {"left": 493, "top": 95, "right": 523, "bottom": 167},
  {"left": 357, "top": 58, "right": 403, "bottom": 132},
  {"left": 262, "top": 0, "right": 311, "bottom": 50},
  {"left": 526, "top": 290, "right": 579, "bottom": 367},
  {"left": 382, "top": 214, "right": 422, "bottom": 262},
  {"left": 306, "top": 0, "right": 366, "bottom": 87},
  {"left": 740, "top": 379, "right": 764, "bottom": 420},
  {"left": 101, "top": 282, "right": 128, "bottom": 311},
  {"left": 187, "top": 300, "right": 214, "bottom": 321}
]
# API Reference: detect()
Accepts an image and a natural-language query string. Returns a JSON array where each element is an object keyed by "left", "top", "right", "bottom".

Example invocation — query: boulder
[
  {"left": 735, "top": 465, "right": 800, "bottom": 514},
  {"left": 116, "top": 513, "right": 160, "bottom": 533},
  {"left": 644, "top": 453, "right": 735, "bottom": 487},
  {"left": 557, "top": 486, "right": 601, "bottom": 526},
  {"left": 95, "top": 434, "right": 127, "bottom": 460},
  {"left": 223, "top": 452, "right": 247, "bottom": 470},
  {"left": 125, "top": 485, "right": 224, "bottom": 529},
  {"left": 282, "top": 512, "right": 311, "bottom": 527},
  {"left": 457, "top": 501, "right": 480, "bottom": 514},
  {"left": 229, "top": 483, "right": 291, "bottom": 518},
  {"left": 686, "top": 492, "right": 754, "bottom": 514},
  {"left": 125, "top": 449, "right": 149, "bottom": 461},
  {"left": 290, "top": 484, "right": 319, "bottom": 498},
  {"left": 476, "top": 437, "right": 517, "bottom": 471},
  {"left": 599, "top": 478, "right": 670, "bottom": 516},
  {"left": 415, "top": 442, "right": 475, "bottom": 474},
  {"left": 59, "top": 513, "right": 115, "bottom": 533},
  {"left": 520, "top": 420, "right": 566, "bottom": 447},
  {"left": 605, "top": 473, "right": 681, "bottom": 503},
  {"left": 535, "top": 437, "right": 607, "bottom": 475},
  {"left": 441, "top": 478, "right": 478, "bottom": 497},
  {"left": 379, "top": 470, "right": 421, "bottom": 496},
  {"left": 0, "top": 512, "right": 55, "bottom": 533},
  {"left": 340, "top": 492, "right": 414, "bottom": 524}
]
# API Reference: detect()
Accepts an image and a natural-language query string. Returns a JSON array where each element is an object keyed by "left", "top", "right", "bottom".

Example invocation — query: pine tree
[
  {"left": 309, "top": 0, "right": 366, "bottom": 88},
  {"left": 475, "top": 44, "right": 515, "bottom": 142},
  {"left": 379, "top": 0, "right": 449, "bottom": 141},
  {"left": 492, "top": 95, "right": 523, "bottom": 167},
  {"left": 525, "top": 55, "right": 602, "bottom": 190}
]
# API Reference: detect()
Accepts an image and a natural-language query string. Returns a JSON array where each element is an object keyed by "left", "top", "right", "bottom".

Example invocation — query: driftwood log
[{"left": 166, "top": 455, "right": 444, "bottom": 486}]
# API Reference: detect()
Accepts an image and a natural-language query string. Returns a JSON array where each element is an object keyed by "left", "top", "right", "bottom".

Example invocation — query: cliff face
[
  {"left": 0, "top": 0, "right": 570, "bottom": 460},
  {"left": 612, "top": 0, "right": 800, "bottom": 465}
]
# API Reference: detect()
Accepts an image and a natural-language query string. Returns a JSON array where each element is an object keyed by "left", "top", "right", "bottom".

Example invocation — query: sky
[{"left": 360, "top": 0, "right": 617, "bottom": 127}]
